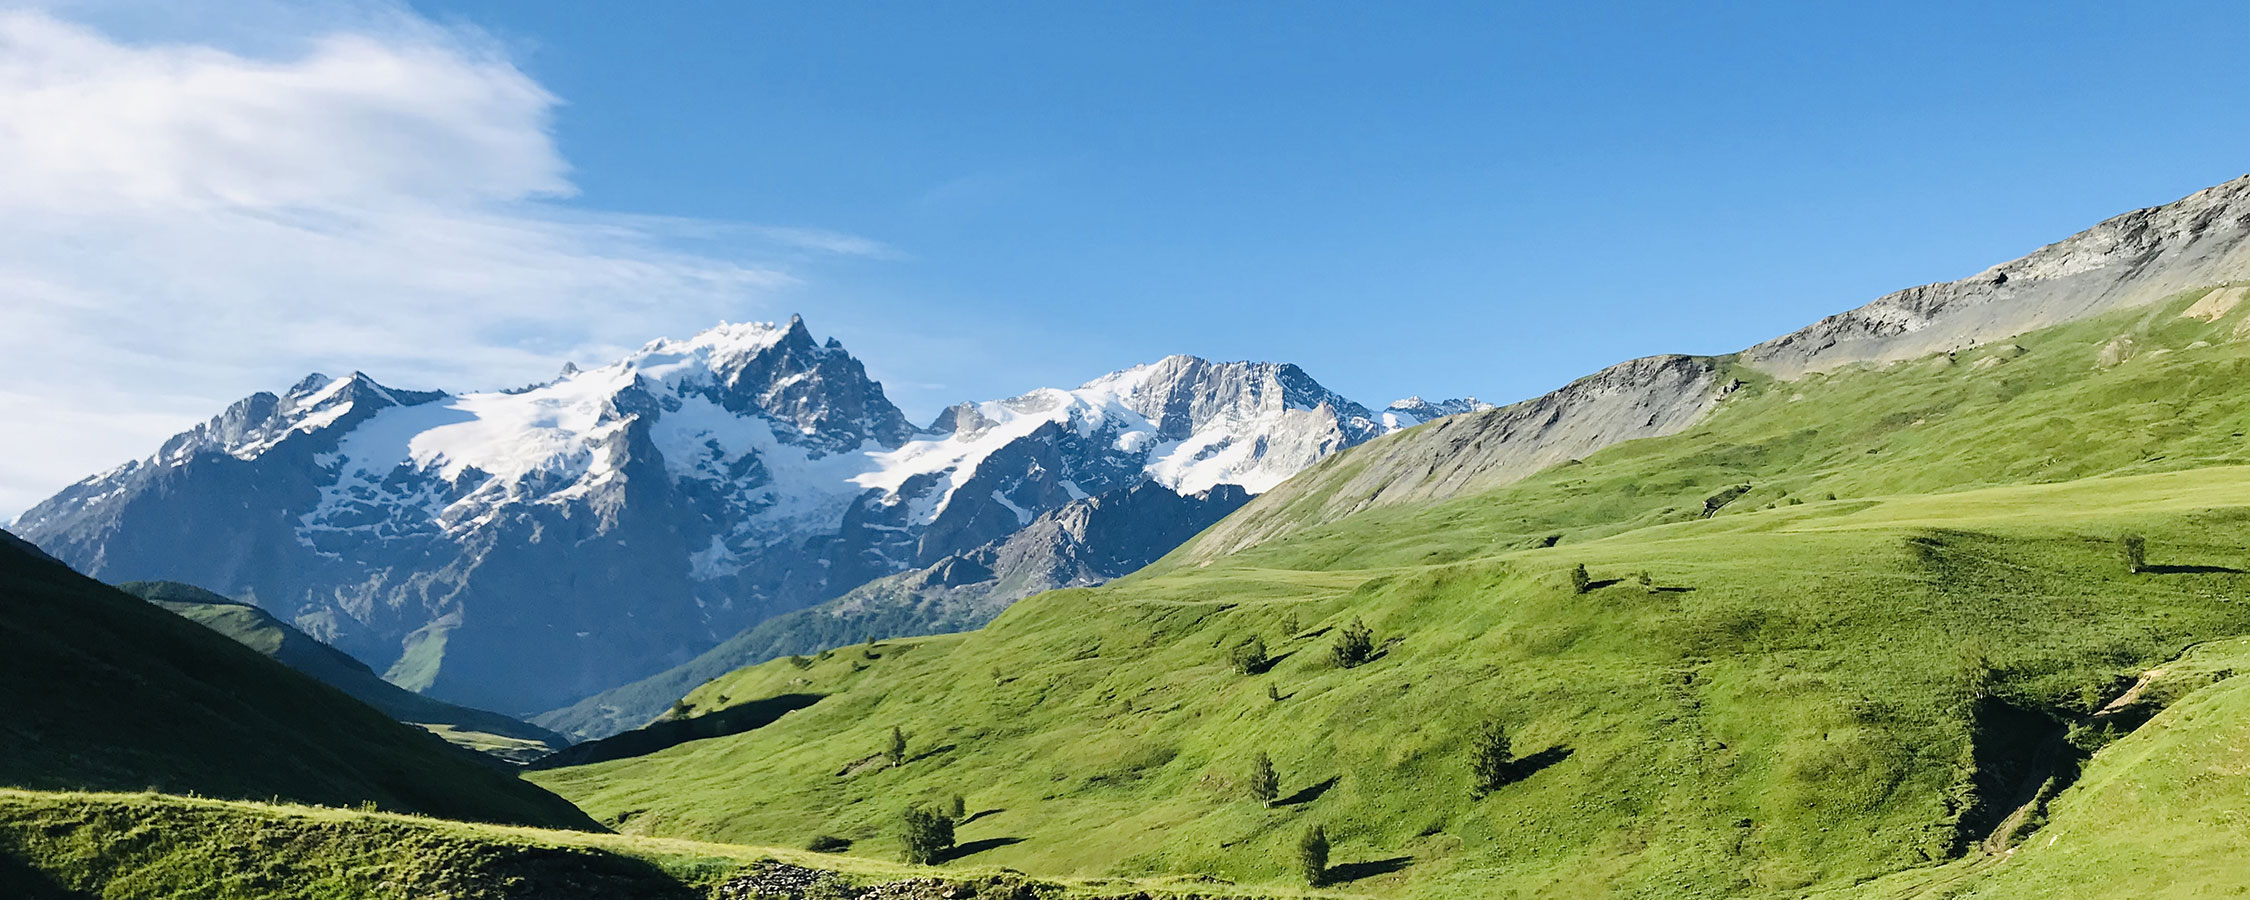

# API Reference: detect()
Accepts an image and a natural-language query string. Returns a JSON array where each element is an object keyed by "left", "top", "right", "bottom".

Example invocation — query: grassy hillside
[
  {"left": 0, "top": 534, "right": 594, "bottom": 830},
  {"left": 529, "top": 289, "right": 2250, "bottom": 898},
  {"left": 0, "top": 789, "right": 1301, "bottom": 900},
  {"left": 120, "top": 580, "right": 568, "bottom": 762}
]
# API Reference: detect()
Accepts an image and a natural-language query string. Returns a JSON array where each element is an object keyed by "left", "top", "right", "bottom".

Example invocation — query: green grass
[
  {"left": 119, "top": 581, "right": 569, "bottom": 762},
  {"left": 0, "top": 789, "right": 1318, "bottom": 900},
  {"left": 0, "top": 538, "right": 591, "bottom": 831},
  {"left": 528, "top": 288, "right": 2250, "bottom": 898},
  {"left": 1817, "top": 638, "right": 2250, "bottom": 899}
]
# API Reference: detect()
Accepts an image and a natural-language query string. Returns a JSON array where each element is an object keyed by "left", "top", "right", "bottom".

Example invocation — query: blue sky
[
  {"left": 3, "top": 0, "right": 2249, "bottom": 516},
  {"left": 419, "top": 0, "right": 2250, "bottom": 415}
]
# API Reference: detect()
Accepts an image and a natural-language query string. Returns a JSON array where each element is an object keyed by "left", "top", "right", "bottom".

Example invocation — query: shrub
[
  {"left": 2121, "top": 533, "right": 2147, "bottom": 574},
  {"left": 1470, "top": 719, "right": 1513, "bottom": 794},
  {"left": 900, "top": 803, "right": 956, "bottom": 865},
  {"left": 1280, "top": 610, "right": 1301, "bottom": 636},
  {"left": 1298, "top": 824, "right": 1329, "bottom": 885},
  {"left": 886, "top": 726, "right": 907, "bottom": 768},
  {"left": 1267, "top": 683, "right": 1282, "bottom": 702},
  {"left": 1229, "top": 635, "right": 1269, "bottom": 674},
  {"left": 787, "top": 654, "right": 813, "bottom": 669},
  {"left": 1332, "top": 618, "right": 1375, "bottom": 668},
  {"left": 949, "top": 793, "right": 967, "bottom": 820},
  {"left": 806, "top": 834, "right": 851, "bottom": 852},
  {"left": 1249, "top": 751, "right": 1278, "bottom": 806},
  {"left": 1569, "top": 564, "right": 1592, "bottom": 594}
]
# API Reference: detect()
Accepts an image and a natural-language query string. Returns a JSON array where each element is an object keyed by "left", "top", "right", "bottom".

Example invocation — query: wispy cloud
[{"left": 0, "top": 3, "right": 881, "bottom": 518}]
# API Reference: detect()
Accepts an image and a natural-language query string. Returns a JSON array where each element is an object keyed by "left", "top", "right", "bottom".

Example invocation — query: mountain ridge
[
  {"left": 118, "top": 580, "right": 569, "bottom": 762},
  {"left": 0, "top": 529, "right": 594, "bottom": 829},
  {"left": 535, "top": 480, "right": 1252, "bottom": 741},
  {"left": 1179, "top": 174, "right": 2250, "bottom": 563},
  {"left": 15, "top": 328, "right": 1479, "bottom": 714}
]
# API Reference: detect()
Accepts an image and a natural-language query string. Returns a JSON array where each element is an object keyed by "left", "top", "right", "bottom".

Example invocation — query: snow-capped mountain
[
  {"left": 14, "top": 316, "right": 1482, "bottom": 715},
  {"left": 1380, "top": 396, "right": 1498, "bottom": 431}
]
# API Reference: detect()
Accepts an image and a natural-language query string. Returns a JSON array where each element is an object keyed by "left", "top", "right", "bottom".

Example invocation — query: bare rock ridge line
[
  {"left": 1747, "top": 173, "right": 2250, "bottom": 376},
  {"left": 1184, "top": 174, "right": 2250, "bottom": 562}
]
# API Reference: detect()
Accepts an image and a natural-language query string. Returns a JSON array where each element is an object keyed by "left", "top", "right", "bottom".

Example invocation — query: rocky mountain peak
[
  {"left": 620, "top": 317, "right": 914, "bottom": 452},
  {"left": 1083, "top": 355, "right": 1381, "bottom": 442},
  {"left": 1382, "top": 396, "right": 1498, "bottom": 430}
]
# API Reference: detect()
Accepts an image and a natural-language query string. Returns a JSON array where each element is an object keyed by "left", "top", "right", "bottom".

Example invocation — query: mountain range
[
  {"left": 518, "top": 173, "right": 2250, "bottom": 898},
  {"left": 7, "top": 173, "right": 2250, "bottom": 900},
  {"left": 11, "top": 323, "right": 1485, "bottom": 716}
]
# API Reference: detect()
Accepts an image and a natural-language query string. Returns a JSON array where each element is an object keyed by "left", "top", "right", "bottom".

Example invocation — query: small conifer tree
[
  {"left": 1281, "top": 610, "right": 1301, "bottom": 636},
  {"left": 885, "top": 726, "right": 907, "bottom": 768},
  {"left": 1298, "top": 824, "right": 1330, "bottom": 885},
  {"left": 2121, "top": 533, "right": 2148, "bottom": 574},
  {"left": 900, "top": 803, "right": 955, "bottom": 865},
  {"left": 1230, "top": 635, "right": 1269, "bottom": 674},
  {"left": 1249, "top": 751, "right": 1279, "bottom": 806},
  {"left": 1569, "top": 564, "right": 1592, "bottom": 594},
  {"left": 1332, "top": 618, "right": 1375, "bottom": 668},
  {"left": 949, "top": 793, "right": 967, "bottom": 820},
  {"left": 1470, "top": 719, "right": 1513, "bottom": 794}
]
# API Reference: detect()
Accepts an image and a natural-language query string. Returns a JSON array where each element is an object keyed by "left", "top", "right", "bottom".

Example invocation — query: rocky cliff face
[
  {"left": 535, "top": 481, "right": 1251, "bottom": 741},
  {"left": 1181, "top": 174, "right": 2250, "bottom": 563},
  {"left": 1747, "top": 174, "right": 2250, "bottom": 377},
  {"left": 14, "top": 320, "right": 1459, "bottom": 714}
]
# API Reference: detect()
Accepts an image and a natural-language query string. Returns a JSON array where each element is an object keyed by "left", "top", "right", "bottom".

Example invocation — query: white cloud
[{"left": 0, "top": 4, "right": 873, "bottom": 519}]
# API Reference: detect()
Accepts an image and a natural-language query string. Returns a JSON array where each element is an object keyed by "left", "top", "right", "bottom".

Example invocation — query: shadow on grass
[
  {"left": 528, "top": 693, "right": 823, "bottom": 769},
  {"left": 1275, "top": 776, "right": 1338, "bottom": 807},
  {"left": 909, "top": 743, "right": 957, "bottom": 764},
  {"left": 947, "top": 837, "right": 1025, "bottom": 861},
  {"left": 0, "top": 851, "right": 91, "bottom": 900},
  {"left": 1248, "top": 651, "right": 1293, "bottom": 675},
  {"left": 1650, "top": 585, "right": 1697, "bottom": 593},
  {"left": 960, "top": 808, "right": 1003, "bottom": 825},
  {"left": 1508, "top": 746, "right": 1573, "bottom": 782},
  {"left": 2143, "top": 564, "right": 2246, "bottom": 574},
  {"left": 1588, "top": 578, "right": 1625, "bottom": 590},
  {"left": 1326, "top": 855, "right": 1413, "bottom": 884}
]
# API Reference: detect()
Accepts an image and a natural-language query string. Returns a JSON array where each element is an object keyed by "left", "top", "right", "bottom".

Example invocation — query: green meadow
[{"left": 527, "top": 288, "right": 2250, "bottom": 898}]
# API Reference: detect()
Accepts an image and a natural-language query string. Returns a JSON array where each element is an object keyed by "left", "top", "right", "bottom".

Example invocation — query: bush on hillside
[
  {"left": 1229, "top": 635, "right": 1269, "bottom": 674},
  {"left": 1570, "top": 564, "right": 1592, "bottom": 594},
  {"left": 1332, "top": 619, "right": 1374, "bottom": 668},
  {"left": 949, "top": 793, "right": 966, "bottom": 820},
  {"left": 1298, "top": 824, "right": 1329, "bottom": 885},
  {"left": 1248, "top": 751, "right": 1278, "bottom": 806},
  {"left": 1280, "top": 610, "right": 1301, "bottom": 636},
  {"left": 2121, "top": 533, "right": 2147, "bottom": 574},
  {"left": 1470, "top": 719, "right": 1513, "bottom": 794},
  {"left": 885, "top": 726, "right": 907, "bottom": 768},
  {"left": 806, "top": 834, "right": 851, "bottom": 852},
  {"left": 900, "top": 803, "right": 955, "bottom": 865}
]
